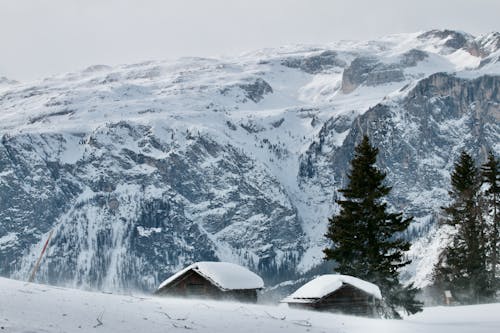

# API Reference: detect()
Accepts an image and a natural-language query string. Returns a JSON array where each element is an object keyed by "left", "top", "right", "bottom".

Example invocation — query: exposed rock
[
  {"left": 418, "top": 29, "right": 471, "bottom": 50},
  {"left": 271, "top": 118, "right": 285, "bottom": 128},
  {"left": 0, "top": 31, "right": 498, "bottom": 293},
  {"left": 281, "top": 50, "right": 347, "bottom": 74},
  {"left": 341, "top": 57, "right": 404, "bottom": 93},
  {"left": 480, "top": 32, "right": 500, "bottom": 53},
  {"left": 220, "top": 78, "right": 273, "bottom": 103},
  {"left": 419, "top": 29, "right": 500, "bottom": 58},
  {"left": 2, "top": 125, "right": 303, "bottom": 290},
  {"left": 238, "top": 78, "right": 273, "bottom": 103},
  {"left": 400, "top": 49, "right": 429, "bottom": 67},
  {"left": 301, "top": 73, "right": 499, "bottom": 221},
  {"left": 0, "top": 76, "right": 19, "bottom": 86}
]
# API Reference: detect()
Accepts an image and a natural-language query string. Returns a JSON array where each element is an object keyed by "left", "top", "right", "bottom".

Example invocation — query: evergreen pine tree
[
  {"left": 481, "top": 151, "right": 499, "bottom": 292},
  {"left": 323, "top": 135, "right": 422, "bottom": 317},
  {"left": 434, "top": 151, "right": 494, "bottom": 303}
]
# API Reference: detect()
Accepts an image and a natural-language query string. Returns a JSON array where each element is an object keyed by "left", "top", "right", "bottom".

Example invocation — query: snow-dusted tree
[
  {"left": 434, "top": 151, "right": 494, "bottom": 303},
  {"left": 481, "top": 151, "right": 499, "bottom": 292},
  {"left": 323, "top": 135, "right": 422, "bottom": 317}
]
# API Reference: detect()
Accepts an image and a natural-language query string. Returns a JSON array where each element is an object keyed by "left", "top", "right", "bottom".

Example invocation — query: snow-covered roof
[
  {"left": 157, "top": 262, "right": 264, "bottom": 291},
  {"left": 282, "top": 275, "right": 382, "bottom": 303}
]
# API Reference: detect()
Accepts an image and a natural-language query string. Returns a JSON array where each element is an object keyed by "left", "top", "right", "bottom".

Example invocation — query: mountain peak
[
  {"left": 418, "top": 29, "right": 475, "bottom": 50},
  {"left": 0, "top": 29, "right": 498, "bottom": 292},
  {"left": 0, "top": 76, "right": 19, "bottom": 86}
]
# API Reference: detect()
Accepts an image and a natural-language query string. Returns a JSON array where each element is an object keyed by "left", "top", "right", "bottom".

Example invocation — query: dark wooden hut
[
  {"left": 155, "top": 262, "right": 264, "bottom": 303},
  {"left": 282, "top": 275, "right": 382, "bottom": 317}
]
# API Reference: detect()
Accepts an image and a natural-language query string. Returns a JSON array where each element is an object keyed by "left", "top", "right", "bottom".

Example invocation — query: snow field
[{"left": 1, "top": 277, "right": 499, "bottom": 333}]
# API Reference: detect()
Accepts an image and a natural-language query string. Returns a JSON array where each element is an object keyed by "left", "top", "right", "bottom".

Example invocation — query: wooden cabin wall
[
  {"left": 315, "top": 284, "right": 377, "bottom": 317},
  {"left": 156, "top": 270, "right": 221, "bottom": 298},
  {"left": 156, "top": 269, "right": 258, "bottom": 302},
  {"left": 228, "top": 289, "right": 258, "bottom": 303},
  {"left": 288, "top": 285, "right": 378, "bottom": 317}
]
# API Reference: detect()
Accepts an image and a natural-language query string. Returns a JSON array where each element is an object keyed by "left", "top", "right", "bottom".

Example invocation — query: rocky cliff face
[
  {"left": 1, "top": 123, "right": 304, "bottom": 290},
  {"left": 301, "top": 73, "right": 499, "bottom": 217},
  {"left": 0, "top": 30, "right": 498, "bottom": 292}
]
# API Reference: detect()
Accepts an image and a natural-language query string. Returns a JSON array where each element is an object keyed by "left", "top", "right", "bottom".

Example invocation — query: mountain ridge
[{"left": 0, "top": 29, "right": 498, "bottom": 292}]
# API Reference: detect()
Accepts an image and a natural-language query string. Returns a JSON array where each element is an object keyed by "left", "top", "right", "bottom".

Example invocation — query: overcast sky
[{"left": 1, "top": 0, "right": 499, "bottom": 81}]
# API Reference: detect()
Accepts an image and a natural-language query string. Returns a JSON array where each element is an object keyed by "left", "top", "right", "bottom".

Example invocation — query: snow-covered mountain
[
  {"left": 0, "top": 76, "right": 18, "bottom": 87},
  {"left": 0, "top": 29, "right": 498, "bottom": 292}
]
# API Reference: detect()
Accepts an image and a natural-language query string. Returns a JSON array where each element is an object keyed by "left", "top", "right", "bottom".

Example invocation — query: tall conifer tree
[
  {"left": 324, "top": 135, "right": 422, "bottom": 317},
  {"left": 481, "top": 151, "right": 499, "bottom": 291},
  {"left": 434, "top": 151, "right": 494, "bottom": 303}
]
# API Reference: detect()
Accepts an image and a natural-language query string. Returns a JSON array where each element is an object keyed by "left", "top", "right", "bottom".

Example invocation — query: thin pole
[{"left": 28, "top": 229, "right": 54, "bottom": 283}]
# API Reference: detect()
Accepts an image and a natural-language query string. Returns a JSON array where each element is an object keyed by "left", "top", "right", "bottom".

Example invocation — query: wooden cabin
[
  {"left": 282, "top": 275, "right": 382, "bottom": 317},
  {"left": 155, "top": 261, "right": 264, "bottom": 303}
]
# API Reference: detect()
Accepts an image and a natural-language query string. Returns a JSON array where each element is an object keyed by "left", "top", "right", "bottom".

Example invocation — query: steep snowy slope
[
  {"left": 1, "top": 277, "right": 499, "bottom": 333},
  {"left": 0, "top": 30, "right": 498, "bottom": 291}
]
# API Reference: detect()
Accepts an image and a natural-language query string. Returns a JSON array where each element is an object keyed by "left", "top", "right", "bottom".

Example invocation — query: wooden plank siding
[
  {"left": 288, "top": 284, "right": 379, "bottom": 317},
  {"left": 155, "top": 269, "right": 258, "bottom": 302}
]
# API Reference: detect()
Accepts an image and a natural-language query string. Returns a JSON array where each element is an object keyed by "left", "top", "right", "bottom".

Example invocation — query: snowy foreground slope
[
  {"left": 0, "top": 29, "right": 499, "bottom": 292},
  {"left": 1, "top": 277, "right": 499, "bottom": 333}
]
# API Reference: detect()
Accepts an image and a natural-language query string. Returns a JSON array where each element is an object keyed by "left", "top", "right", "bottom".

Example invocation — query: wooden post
[{"left": 28, "top": 229, "right": 54, "bottom": 283}]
